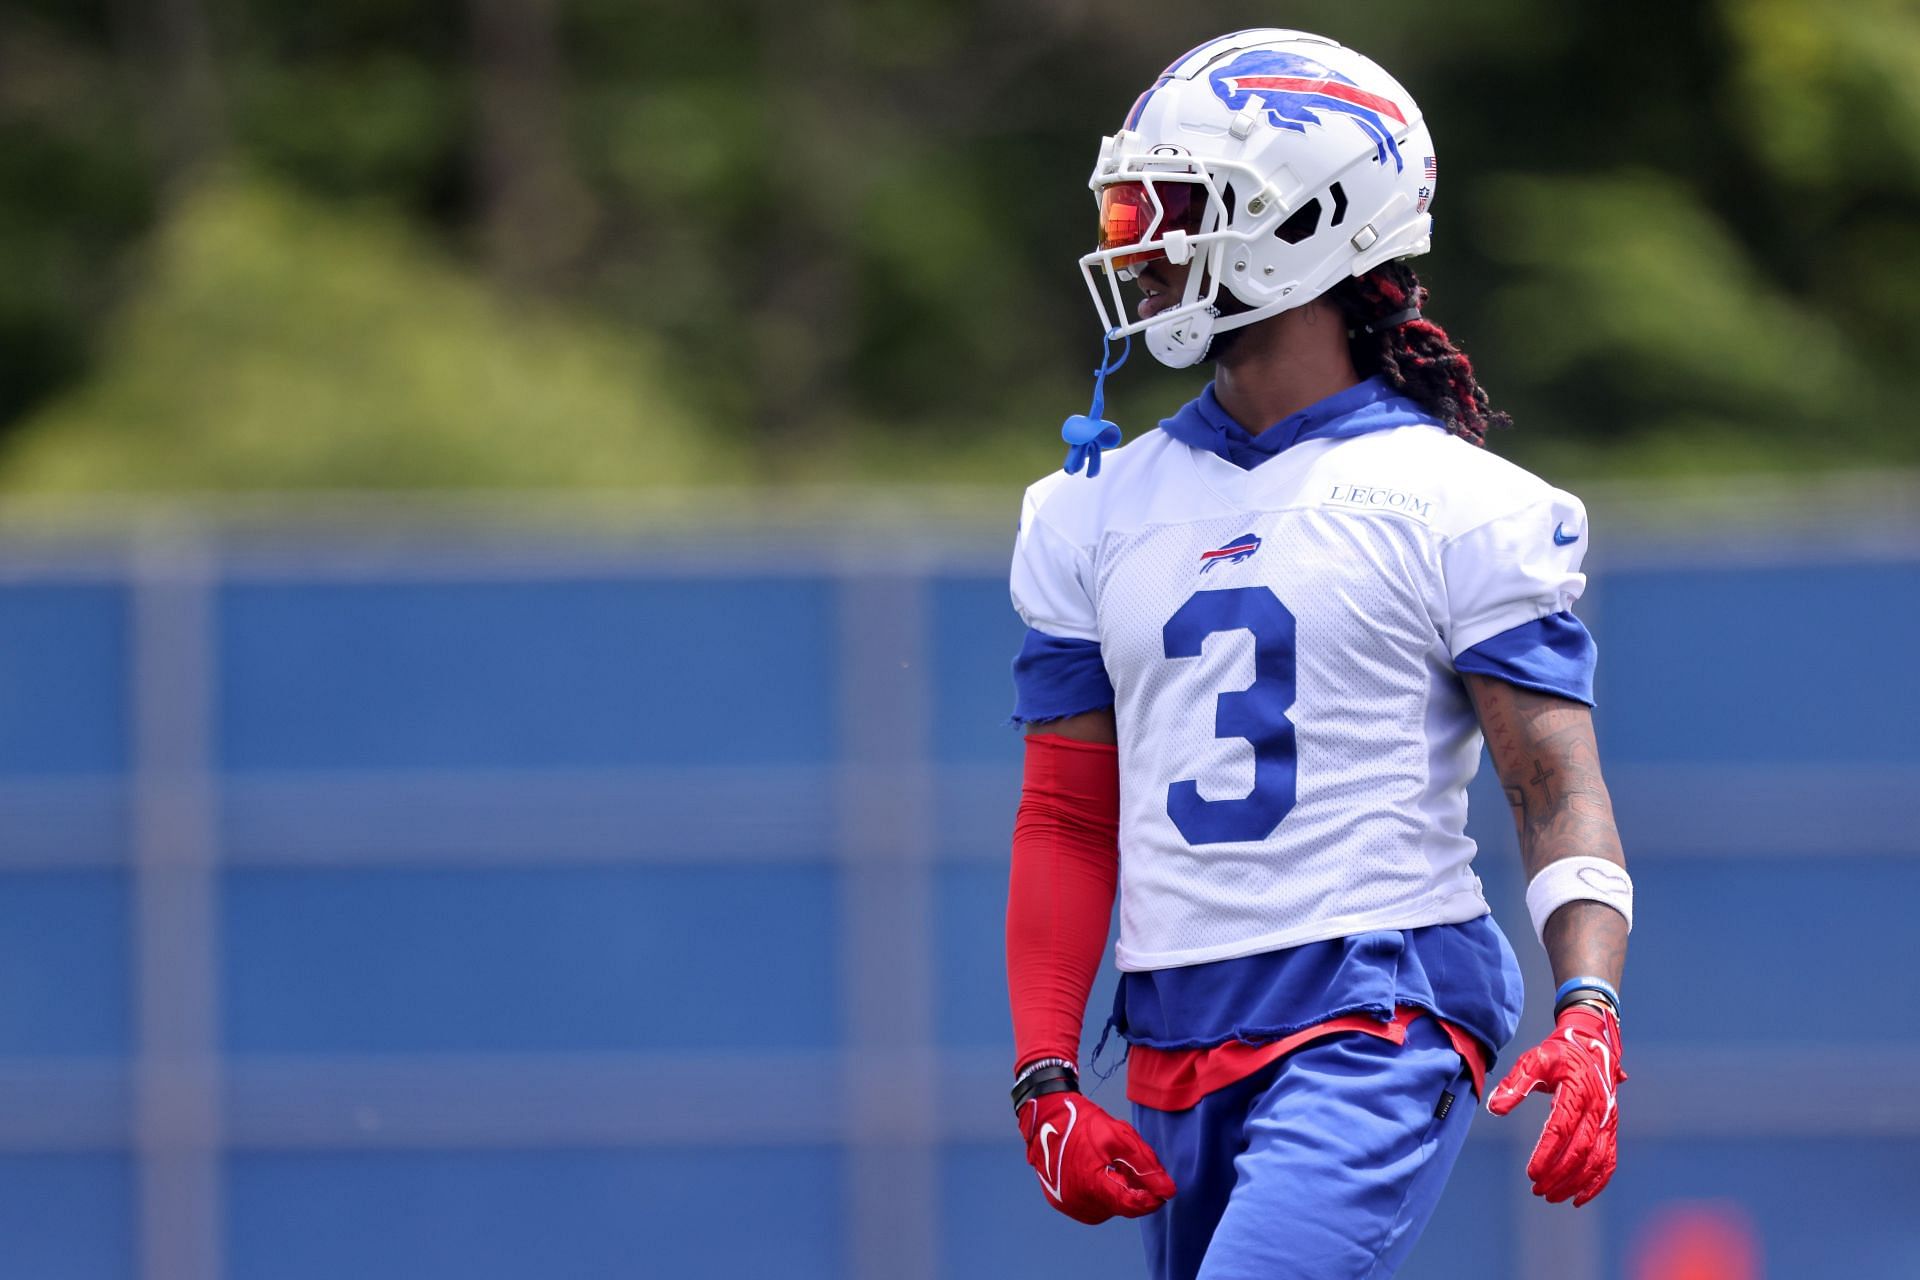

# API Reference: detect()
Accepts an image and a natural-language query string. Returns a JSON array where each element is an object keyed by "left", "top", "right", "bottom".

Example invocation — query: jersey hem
[
  {"left": 1113, "top": 892, "right": 1491, "bottom": 973},
  {"left": 1010, "top": 606, "right": 1101, "bottom": 645},
  {"left": 1008, "top": 701, "right": 1116, "bottom": 728}
]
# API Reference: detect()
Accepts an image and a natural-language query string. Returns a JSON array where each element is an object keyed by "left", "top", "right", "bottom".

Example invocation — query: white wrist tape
[{"left": 1525, "top": 856, "right": 1633, "bottom": 944}]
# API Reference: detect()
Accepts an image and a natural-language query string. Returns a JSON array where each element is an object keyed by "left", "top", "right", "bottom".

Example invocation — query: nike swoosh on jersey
[{"left": 1553, "top": 523, "right": 1581, "bottom": 546}]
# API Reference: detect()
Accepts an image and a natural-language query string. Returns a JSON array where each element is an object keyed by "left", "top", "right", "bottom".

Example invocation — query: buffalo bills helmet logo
[
  {"left": 1200, "top": 533, "right": 1262, "bottom": 573},
  {"left": 1209, "top": 51, "right": 1406, "bottom": 171}
]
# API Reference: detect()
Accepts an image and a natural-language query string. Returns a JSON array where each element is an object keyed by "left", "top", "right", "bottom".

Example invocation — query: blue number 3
[{"left": 1162, "top": 586, "right": 1298, "bottom": 845}]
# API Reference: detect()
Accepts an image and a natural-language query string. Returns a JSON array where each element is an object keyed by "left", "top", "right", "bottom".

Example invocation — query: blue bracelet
[{"left": 1554, "top": 976, "right": 1620, "bottom": 1013}]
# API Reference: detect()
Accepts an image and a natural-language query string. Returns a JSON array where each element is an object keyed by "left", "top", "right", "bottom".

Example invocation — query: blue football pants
[{"left": 1131, "top": 1015, "right": 1477, "bottom": 1280}]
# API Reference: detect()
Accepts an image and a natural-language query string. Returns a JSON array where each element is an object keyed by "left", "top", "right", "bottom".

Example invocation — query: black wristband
[
  {"left": 1554, "top": 990, "right": 1621, "bottom": 1019},
  {"left": 1010, "top": 1064, "right": 1080, "bottom": 1111}
]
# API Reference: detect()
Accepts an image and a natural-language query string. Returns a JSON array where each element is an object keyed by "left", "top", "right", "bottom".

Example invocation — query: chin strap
[
  {"left": 1356, "top": 306, "right": 1422, "bottom": 335},
  {"left": 1061, "top": 334, "right": 1129, "bottom": 478}
]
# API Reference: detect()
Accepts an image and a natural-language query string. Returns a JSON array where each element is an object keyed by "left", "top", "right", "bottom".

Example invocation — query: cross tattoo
[{"left": 1528, "top": 759, "right": 1557, "bottom": 802}]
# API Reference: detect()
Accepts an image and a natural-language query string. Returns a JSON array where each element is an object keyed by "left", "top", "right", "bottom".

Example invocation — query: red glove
[
  {"left": 1018, "top": 1090, "right": 1176, "bottom": 1224},
  {"left": 1488, "top": 1001, "right": 1627, "bottom": 1206}
]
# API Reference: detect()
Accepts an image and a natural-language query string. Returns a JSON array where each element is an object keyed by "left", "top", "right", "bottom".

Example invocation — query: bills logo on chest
[{"left": 1199, "top": 533, "right": 1262, "bottom": 574}]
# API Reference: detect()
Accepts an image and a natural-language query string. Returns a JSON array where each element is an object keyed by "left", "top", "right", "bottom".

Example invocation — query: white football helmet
[{"left": 1079, "top": 30, "right": 1437, "bottom": 368}]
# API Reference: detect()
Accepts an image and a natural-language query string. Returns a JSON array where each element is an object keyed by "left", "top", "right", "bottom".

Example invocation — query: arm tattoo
[
  {"left": 1466, "top": 674, "right": 1629, "bottom": 989},
  {"left": 1526, "top": 759, "right": 1557, "bottom": 807},
  {"left": 1502, "top": 784, "right": 1526, "bottom": 832}
]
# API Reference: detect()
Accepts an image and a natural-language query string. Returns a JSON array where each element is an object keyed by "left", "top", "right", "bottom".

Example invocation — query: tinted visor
[{"left": 1097, "top": 179, "right": 1206, "bottom": 274}]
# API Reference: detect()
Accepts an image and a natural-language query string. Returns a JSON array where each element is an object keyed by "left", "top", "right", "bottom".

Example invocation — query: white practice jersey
[{"left": 1011, "top": 419, "right": 1588, "bottom": 972}]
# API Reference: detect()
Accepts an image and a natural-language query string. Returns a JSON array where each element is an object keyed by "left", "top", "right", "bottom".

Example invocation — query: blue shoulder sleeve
[
  {"left": 1454, "top": 611, "right": 1597, "bottom": 706},
  {"left": 1011, "top": 627, "right": 1115, "bottom": 724}
]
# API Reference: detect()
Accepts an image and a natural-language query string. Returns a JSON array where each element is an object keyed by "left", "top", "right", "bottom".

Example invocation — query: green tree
[{"left": 1, "top": 0, "right": 1915, "bottom": 490}]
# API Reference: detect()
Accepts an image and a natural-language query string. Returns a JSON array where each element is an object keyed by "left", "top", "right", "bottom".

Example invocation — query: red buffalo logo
[{"left": 1200, "top": 533, "right": 1262, "bottom": 573}]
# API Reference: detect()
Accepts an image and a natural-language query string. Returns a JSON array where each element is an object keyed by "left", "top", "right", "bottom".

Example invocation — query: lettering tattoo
[{"left": 1465, "top": 673, "right": 1629, "bottom": 989}]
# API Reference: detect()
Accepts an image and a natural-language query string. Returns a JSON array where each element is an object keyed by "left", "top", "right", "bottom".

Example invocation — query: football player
[{"left": 1004, "top": 29, "right": 1632, "bottom": 1279}]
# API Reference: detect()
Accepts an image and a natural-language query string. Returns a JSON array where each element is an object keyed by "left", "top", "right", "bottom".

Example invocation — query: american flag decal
[{"left": 1423, "top": 156, "right": 1438, "bottom": 181}]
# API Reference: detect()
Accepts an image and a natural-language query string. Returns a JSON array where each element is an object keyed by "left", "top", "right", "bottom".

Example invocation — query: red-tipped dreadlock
[{"left": 1328, "top": 261, "right": 1511, "bottom": 446}]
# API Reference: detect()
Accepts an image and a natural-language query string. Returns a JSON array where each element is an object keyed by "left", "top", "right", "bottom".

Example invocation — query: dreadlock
[{"left": 1326, "top": 260, "right": 1511, "bottom": 446}]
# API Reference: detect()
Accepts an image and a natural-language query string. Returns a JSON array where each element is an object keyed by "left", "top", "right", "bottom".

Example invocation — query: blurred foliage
[
  {"left": 4, "top": 176, "right": 722, "bottom": 490},
  {"left": 0, "top": 0, "right": 1916, "bottom": 492}
]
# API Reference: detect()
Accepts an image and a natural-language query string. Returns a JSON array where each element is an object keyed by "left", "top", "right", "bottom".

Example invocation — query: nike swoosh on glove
[
  {"left": 1488, "top": 1001, "right": 1627, "bottom": 1206},
  {"left": 1018, "top": 1092, "right": 1176, "bottom": 1225}
]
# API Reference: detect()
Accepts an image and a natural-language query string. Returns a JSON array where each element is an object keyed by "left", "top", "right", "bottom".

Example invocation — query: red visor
[{"left": 1097, "top": 180, "right": 1206, "bottom": 274}]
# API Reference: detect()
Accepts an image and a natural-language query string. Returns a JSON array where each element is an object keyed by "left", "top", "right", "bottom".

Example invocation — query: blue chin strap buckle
[{"left": 1061, "top": 333, "right": 1129, "bottom": 478}]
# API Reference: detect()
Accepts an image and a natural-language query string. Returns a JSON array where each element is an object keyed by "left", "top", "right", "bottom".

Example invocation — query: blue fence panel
[
  {"left": 219, "top": 577, "right": 840, "bottom": 771},
  {"left": 0, "top": 1154, "right": 135, "bottom": 1280},
  {"left": 0, "top": 870, "right": 131, "bottom": 1055},
  {"left": 223, "top": 864, "right": 840, "bottom": 1054},
  {"left": 1622, "top": 854, "right": 1920, "bottom": 1046},
  {"left": 1601, "top": 1138, "right": 1920, "bottom": 1277},
  {"left": 0, "top": 583, "right": 129, "bottom": 776},
  {"left": 0, "top": 531, "right": 1910, "bottom": 1279},
  {"left": 926, "top": 573, "right": 1025, "bottom": 765},
  {"left": 1593, "top": 561, "right": 1920, "bottom": 765},
  {"left": 226, "top": 1147, "right": 846, "bottom": 1280}
]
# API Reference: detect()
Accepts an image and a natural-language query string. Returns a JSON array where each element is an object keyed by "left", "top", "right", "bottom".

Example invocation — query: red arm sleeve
[{"left": 1005, "top": 732, "right": 1121, "bottom": 1074}]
